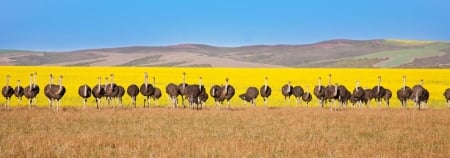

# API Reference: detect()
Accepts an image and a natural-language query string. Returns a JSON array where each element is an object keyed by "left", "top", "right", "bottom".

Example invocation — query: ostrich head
[
  {"left": 420, "top": 79, "right": 424, "bottom": 86},
  {"left": 225, "top": 78, "right": 229, "bottom": 87},
  {"left": 33, "top": 72, "right": 38, "bottom": 88},
  {"left": 153, "top": 76, "right": 156, "bottom": 85}
]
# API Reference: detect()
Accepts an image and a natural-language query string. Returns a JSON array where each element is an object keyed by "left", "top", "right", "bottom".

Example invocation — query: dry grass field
[{"left": 0, "top": 107, "right": 449, "bottom": 157}]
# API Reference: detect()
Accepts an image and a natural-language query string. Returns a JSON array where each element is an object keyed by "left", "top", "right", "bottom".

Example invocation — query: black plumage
[{"left": 239, "top": 86, "right": 259, "bottom": 106}]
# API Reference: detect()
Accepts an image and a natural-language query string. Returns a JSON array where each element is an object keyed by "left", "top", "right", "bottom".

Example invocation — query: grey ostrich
[
  {"left": 184, "top": 77, "right": 204, "bottom": 110},
  {"left": 384, "top": 89, "right": 392, "bottom": 108},
  {"left": 127, "top": 84, "right": 139, "bottom": 108},
  {"left": 198, "top": 78, "right": 208, "bottom": 108},
  {"left": 92, "top": 77, "right": 105, "bottom": 109},
  {"left": 151, "top": 77, "right": 162, "bottom": 106},
  {"left": 210, "top": 85, "right": 221, "bottom": 107},
  {"left": 105, "top": 74, "right": 120, "bottom": 107},
  {"left": 219, "top": 78, "right": 235, "bottom": 109},
  {"left": 259, "top": 77, "right": 272, "bottom": 106},
  {"left": 78, "top": 84, "right": 91, "bottom": 109},
  {"left": 14, "top": 80, "right": 24, "bottom": 106},
  {"left": 166, "top": 83, "right": 180, "bottom": 109},
  {"left": 24, "top": 73, "right": 40, "bottom": 107},
  {"left": 178, "top": 72, "right": 189, "bottom": 108},
  {"left": 363, "top": 88, "right": 373, "bottom": 107},
  {"left": 410, "top": 80, "right": 429, "bottom": 110},
  {"left": 281, "top": 81, "right": 294, "bottom": 105},
  {"left": 371, "top": 76, "right": 387, "bottom": 109},
  {"left": 396, "top": 76, "right": 412, "bottom": 108},
  {"left": 302, "top": 86, "right": 312, "bottom": 106},
  {"left": 117, "top": 86, "right": 125, "bottom": 107},
  {"left": 292, "top": 85, "right": 304, "bottom": 106},
  {"left": 140, "top": 72, "right": 155, "bottom": 108},
  {"left": 325, "top": 74, "right": 338, "bottom": 108},
  {"left": 352, "top": 81, "right": 365, "bottom": 108},
  {"left": 2, "top": 75, "right": 14, "bottom": 108},
  {"left": 49, "top": 75, "right": 66, "bottom": 111},
  {"left": 314, "top": 77, "right": 326, "bottom": 107},
  {"left": 239, "top": 86, "right": 259, "bottom": 106},
  {"left": 44, "top": 74, "right": 57, "bottom": 107},
  {"left": 444, "top": 88, "right": 450, "bottom": 109}
]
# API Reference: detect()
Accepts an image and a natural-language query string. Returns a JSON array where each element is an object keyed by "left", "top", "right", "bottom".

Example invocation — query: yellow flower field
[{"left": 1, "top": 66, "right": 449, "bottom": 108}]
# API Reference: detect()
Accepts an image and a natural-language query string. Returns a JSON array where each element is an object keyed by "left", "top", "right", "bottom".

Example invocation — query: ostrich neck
[
  {"left": 334, "top": 85, "right": 338, "bottom": 96},
  {"left": 29, "top": 77, "right": 32, "bottom": 88},
  {"left": 49, "top": 77, "right": 53, "bottom": 88},
  {"left": 318, "top": 79, "right": 321, "bottom": 91},
  {"left": 58, "top": 80, "right": 63, "bottom": 93},
  {"left": 97, "top": 79, "right": 101, "bottom": 92},
  {"left": 33, "top": 76, "right": 37, "bottom": 88},
  {"left": 84, "top": 84, "right": 87, "bottom": 96},
  {"left": 212, "top": 88, "right": 215, "bottom": 95},
  {"left": 287, "top": 84, "right": 291, "bottom": 92},
  {"left": 145, "top": 78, "right": 148, "bottom": 87}
]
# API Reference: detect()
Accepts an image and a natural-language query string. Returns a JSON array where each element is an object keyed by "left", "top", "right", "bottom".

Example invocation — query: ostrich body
[
  {"left": 336, "top": 85, "right": 351, "bottom": 109},
  {"left": 105, "top": 74, "right": 120, "bottom": 107},
  {"left": 239, "top": 86, "right": 259, "bottom": 106},
  {"left": 324, "top": 74, "right": 338, "bottom": 107},
  {"left": 44, "top": 74, "right": 57, "bottom": 107},
  {"left": 259, "top": 77, "right": 272, "bottom": 106},
  {"left": 140, "top": 72, "right": 155, "bottom": 108},
  {"left": 166, "top": 83, "right": 180, "bottom": 108},
  {"left": 92, "top": 77, "right": 105, "bottom": 109},
  {"left": 198, "top": 85, "right": 208, "bottom": 108},
  {"left": 410, "top": 80, "right": 429, "bottom": 110},
  {"left": 352, "top": 81, "right": 365, "bottom": 108},
  {"left": 371, "top": 76, "right": 387, "bottom": 108},
  {"left": 127, "top": 84, "right": 139, "bottom": 108},
  {"left": 302, "top": 86, "right": 312, "bottom": 106},
  {"left": 396, "top": 76, "right": 412, "bottom": 108},
  {"left": 384, "top": 89, "right": 392, "bottom": 108},
  {"left": 14, "top": 80, "right": 24, "bottom": 106},
  {"left": 281, "top": 81, "right": 293, "bottom": 105},
  {"left": 78, "top": 84, "right": 92, "bottom": 109},
  {"left": 151, "top": 77, "right": 162, "bottom": 106},
  {"left": 219, "top": 78, "right": 235, "bottom": 109},
  {"left": 444, "top": 88, "right": 450, "bottom": 108},
  {"left": 314, "top": 77, "right": 326, "bottom": 107},
  {"left": 363, "top": 88, "right": 373, "bottom": 107},
  {"left": 24, "top": 73, "right": 40, "bottom": 107},
  {"left": 184, "top": 77, "right": 204, "bottom": 110},
  {"left": 292, "top": 85, "right": 304, "bottom": 106},
  {"left": 178, "top": 72, "right": 188, "bottom": 108},
  {"left": 49, "top": 75, "right": 66, "bottom": 111},
  {"left": 210, "top": 85, "right": 222, "bottom": 106},
  {"left": 2, "top": 75, "right": 14, "bottom": 108}
]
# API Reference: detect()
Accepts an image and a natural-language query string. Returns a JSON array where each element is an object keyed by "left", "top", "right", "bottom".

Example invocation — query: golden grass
[
  {"left": 1, "top": 66, "right": 450, "bottom": 108},
  {"left": 0, "top": 107, "right": 449, "bottom": 157}
]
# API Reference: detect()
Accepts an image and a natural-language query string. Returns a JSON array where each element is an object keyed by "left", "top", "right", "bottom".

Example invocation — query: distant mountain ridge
[{"left": 1, "top": 39, "right": 449, "bottom": 68}]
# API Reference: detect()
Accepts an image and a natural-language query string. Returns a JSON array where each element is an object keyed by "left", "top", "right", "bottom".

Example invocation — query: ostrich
[
  {"left": 14, "top": 80, "right": 24, "bottom": 106},
  {"left": 292, "top": 85, "right": 304, "bottom": 106},
  {"left": 198, "top": 78, "right": 208, "bottom": 108},
  {"left": 166, "top": 83, "right": 179, "bottom": 109},
  {"left": 444, "top": 88, "right": 450, "bottom": 109},
  {"left": 24, "top": 73, "right": 39, "bottom": 107},
  {"left": 219, "top": 78, "right": 235, "bottom": 109},
  {"left": 178, "top": 72, "right": 189, "bottom": 108},
  {"left": 210, "top": 85, "right": 222, "bottom": 107},
  {"left": 127, "top": 84, "right": 139, "bottom": 108},
  {"left": 363, "top": 88, "right": 373, "bottom": 107},
  {"left": 325, "top": 74, "right": 338, "bottom": 109},
  {"left": 314, "top": 77, "right": 326, "bottom": 107},
  {"left": 151, "top": 77, "right": 162, "bottom": 106},
  {"left": 384, "top": 89, "right": 392, "bottom": 108},
  {"left": 2, "top": 75, "right": 14, "bottom": 108},
  {"left": 259, "top": 77, "right": 272, "bottom": 106},
  {"left": 92, "top": 77, "right": 105, "bottom": 109},
  {"left": 105, "top": 74, "right": 120, "bottom": 107},
  {"left": 396, "top": 76, "right": 412, "bottom": 108},
  {"left": 140, "top": 72, "right": 155, "bottom": 108},
  {"left": 116, "top": 86, "right": 125, "bottom": 107},
  {"left": 2, "top": 75, "right": 14, "bottom": 107},
  {"left": 49, "top": 75, "right": 66, "bottom": 111},
  {"left": 410, "top": 80, "right": 429, "bottom": 110},
  {"left": 336, "top": 84, "right": 350, "bottom": 109},
  {"left": 78, "top": 84, "right": 91, "bottom": 109},
  {"left": 281, "top": 81, "right": 294, "bottom": 105},
  {"left": 371, "top": 76, "right": 387, "bottom": 109},
  {"left": 185, "top": 77, "right": 204, "bottom": 110},
  {"left": 239, "top": 86, "right": 259, "bottom": 106},
  {"left": 44, "top": 74, "right": 57, "bottom": 107},
  {"left": 302, "top": 86, "right": 312, "bottom": 106},
  {"left": 352, "top": 81, "right": 365, "bottom": 108}
]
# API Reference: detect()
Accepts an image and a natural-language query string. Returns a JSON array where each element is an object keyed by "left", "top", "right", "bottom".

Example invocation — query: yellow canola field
[{"left": 1, "top": 66, "right": 449, "bottom": 108}]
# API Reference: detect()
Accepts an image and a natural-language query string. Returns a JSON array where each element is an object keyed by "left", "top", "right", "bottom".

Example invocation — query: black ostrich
[
  {"left": 14, "top": 80, "right": 24, "bottom": 106},
  {"left": 363, "top": 88, "right": 373, "bottom": 107},
  {"left": 239, "top": 86, "right": 259, "bottom": 106},
  {"left": 338, "top": 85, "right": 352, "bottom": 108},
  {"left": 117, "top": 86, "right": 125, "bottom": 107},
  {"left": 314, "top": 77, "right": 326, "bottom": 107},
  {"left": 92, "top": 77, "right": 105, "bottom": 109},
  {"left": 2, "top": 75, "right": 14, "bottom": 108},
  {"left": 178, "top": 72, "right": 189, "bottom": 108},
  {"left": 371, "top": 76, "right": 387, "bottom": 108},
  {"left": 396, "top": 76, "right": 412, "bottom": 108},
  {"left": 44, "top": 74, "right": 57, "bottom": 108},
  {"left": 165, "top": 83, "right": 179, "bottom": 108},
  {"left": 259, "top": 77, "right": 272, "bottom": 106},
  {"left": 210, "top": 85, "right": 222, "bottom": 106},
  {"left": 184, "top": 77, "right": 204, "bottom": 110},
  {"left": 444, "top": 88, "right": 450, "bottom": 109},
  {"left": 24, "top": 73, "right": 40, "bottom": 107},
  {"left": 48, "top": 75, "right": 66, "bottom": 112},
  {"left": 281, "top": 81, "right": 294, "bottom": 105},
  {"left": 352, "top": 81, "right": 365, "bottom": 108},
  {"left": 151, "top": 77, "right": 162, "bottom": 106},
  {"left": 140, "top": 72, "right": 155, "bottom": 108},
  {"left": 384, "top": 89, "right": 392, "bottom": 108},
  {"left": 325, "top": 74, "right": 338, "bottom": 107},
  {"left": 292, "top": 85, "right": 304, "bottom": 106},
  {"left": 302, "top": 86, "right": 312, "bottom": 106},
  {"left": 410, "top": 80, "right": 429, "bottom": 110},
  {"left": 219, "top": 78, "right": 235, "bottom": 109},
  {"left": 127, "top": 84, "right": 139, "bottom": 108},
  {"left": 78, "top": 84, "right": 91, "bottom": 109},
  {"left": 198, "top": 83, "right": 208, "bottom": 108},
  {"left": 105, "top": 74, "right": 120, "bottom": 107}
]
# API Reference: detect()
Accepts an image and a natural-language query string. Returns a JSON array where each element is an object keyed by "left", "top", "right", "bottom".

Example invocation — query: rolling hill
[{"left": 1, "top": 39, "right": 449, "bottom": 68}]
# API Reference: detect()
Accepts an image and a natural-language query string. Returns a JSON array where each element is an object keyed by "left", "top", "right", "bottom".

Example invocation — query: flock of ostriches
[{"left": 2, "top": 72, "right": 450, "bottom": 111}]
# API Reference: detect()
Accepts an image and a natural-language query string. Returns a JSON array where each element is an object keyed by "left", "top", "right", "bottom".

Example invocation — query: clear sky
[{"left": 1, "top": 0, "right": 449, "bottom": 51}]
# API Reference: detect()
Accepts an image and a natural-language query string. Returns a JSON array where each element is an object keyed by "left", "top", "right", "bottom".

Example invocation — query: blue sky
[{"left": 1, "top": 0, "right": 449, "bottom": 51}]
